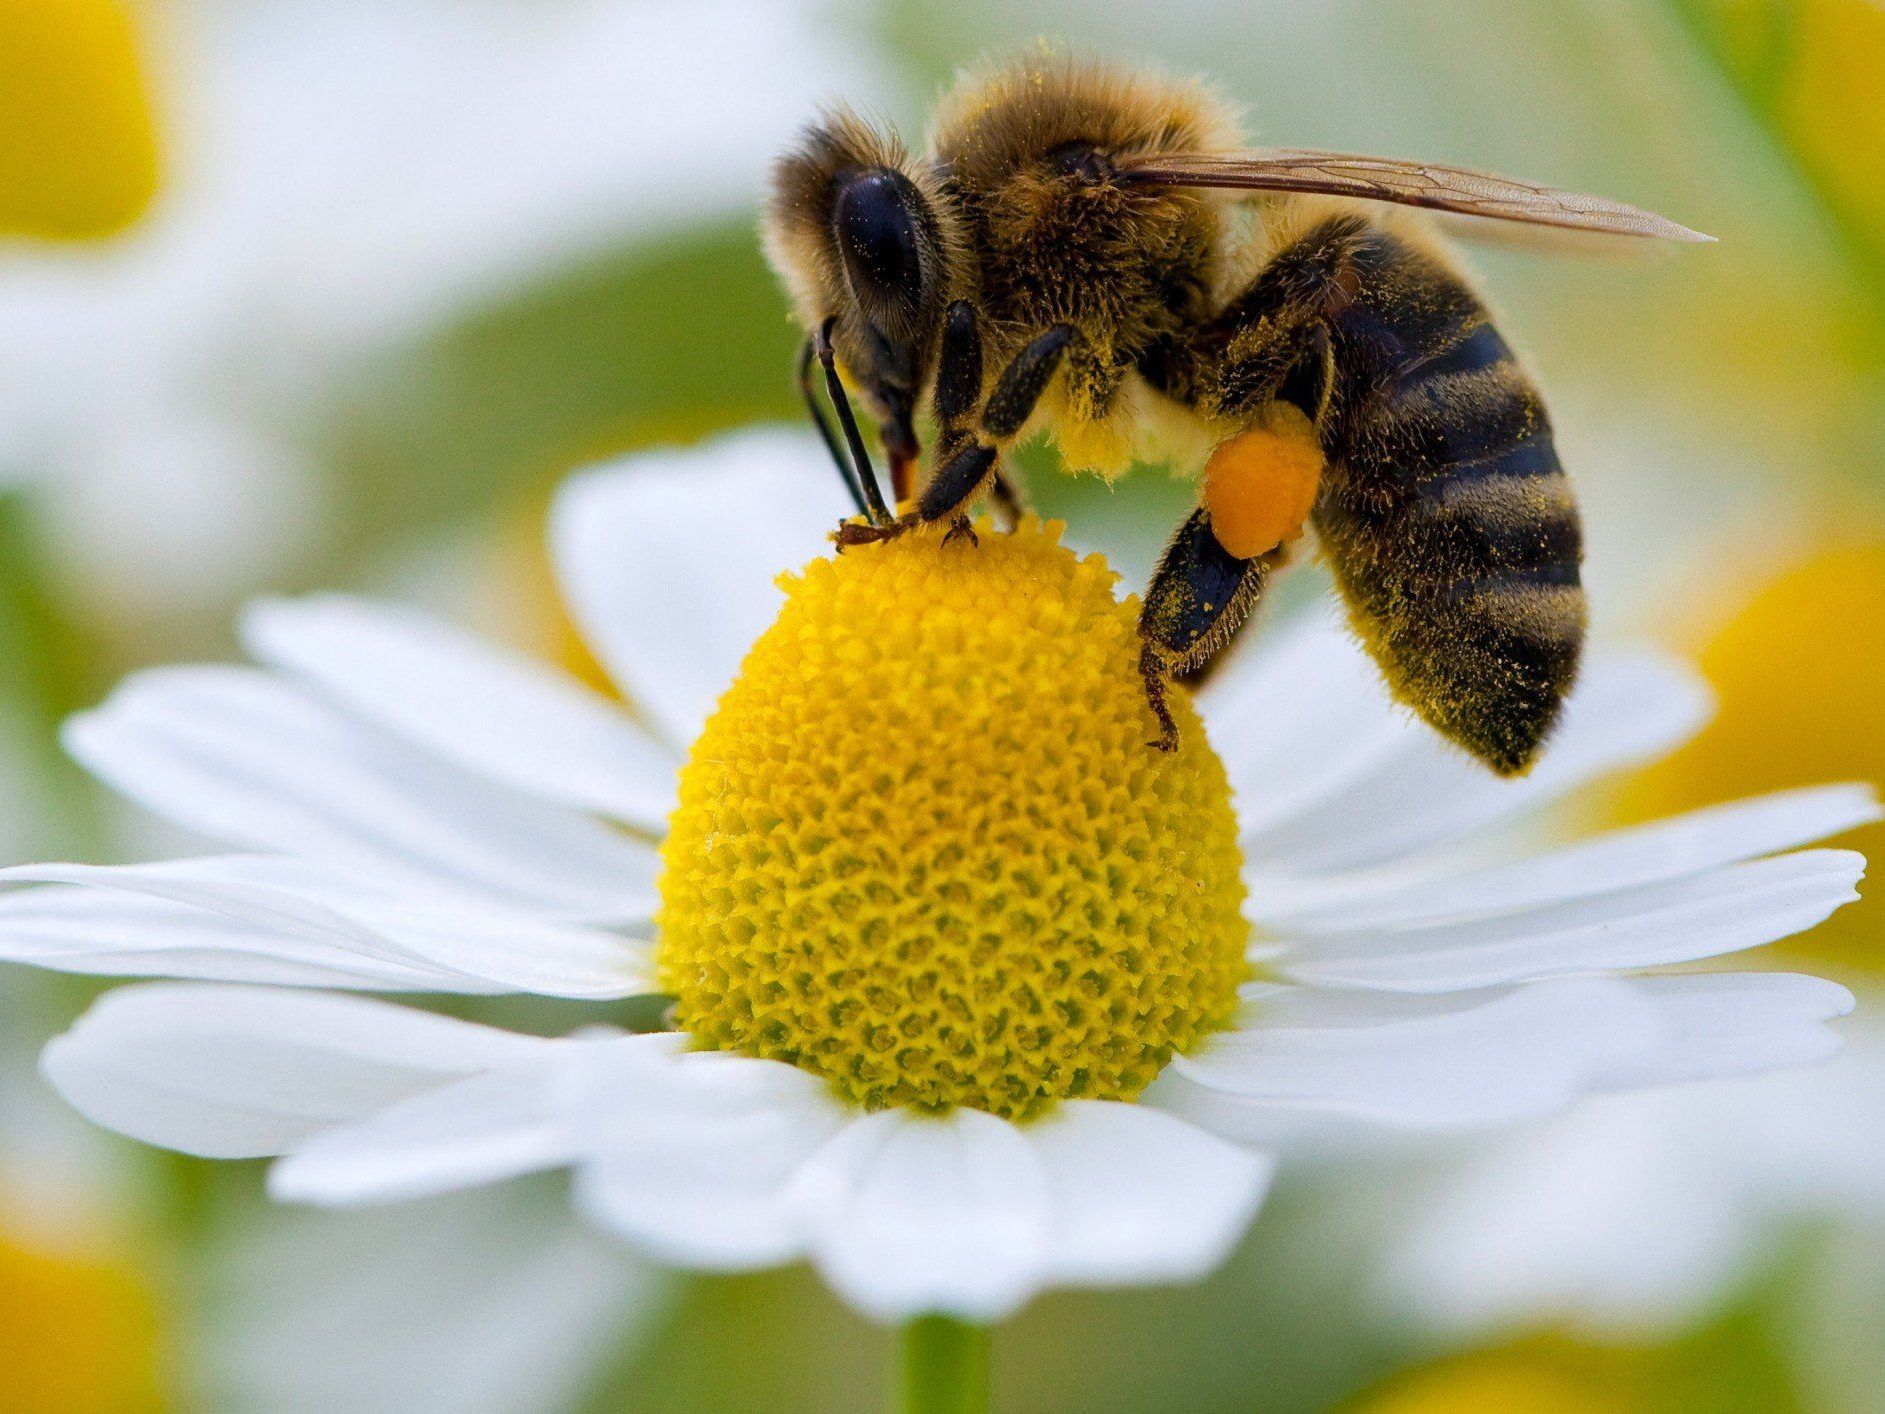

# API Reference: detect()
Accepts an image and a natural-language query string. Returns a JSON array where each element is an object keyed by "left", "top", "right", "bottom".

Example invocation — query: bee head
[{"left": 764, "top": 110, "right": 961, "bottom": 467}]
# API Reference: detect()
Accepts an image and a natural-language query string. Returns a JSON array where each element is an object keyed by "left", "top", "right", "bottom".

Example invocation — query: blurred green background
[{"left": 2, "top": 0, "right": 1883, "bottom": 1409}]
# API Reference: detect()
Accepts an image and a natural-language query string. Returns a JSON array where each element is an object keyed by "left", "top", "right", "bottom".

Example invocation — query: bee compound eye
[{"left": 833, "top": 169, "right": 926, "bottom": 317}]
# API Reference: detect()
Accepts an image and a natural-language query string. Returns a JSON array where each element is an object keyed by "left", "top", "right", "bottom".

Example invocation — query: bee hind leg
[{"left": 1138, "top": 508, "right": 1281, "bottom": 750}]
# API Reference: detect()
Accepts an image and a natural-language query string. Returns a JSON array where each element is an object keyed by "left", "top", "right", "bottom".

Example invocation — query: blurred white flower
[
  {"left": 202, "top": 1183, "right": 661, "bottom": 1414},
  {"left": 0, "top": 430, "right": 1866, "bottom": 1326},
  {"left": 0, "top": 0, "right": 894, "bottom": 616},
  {"left": 1378, "top": 1007, "right": 1885, "bottom": 1341}
]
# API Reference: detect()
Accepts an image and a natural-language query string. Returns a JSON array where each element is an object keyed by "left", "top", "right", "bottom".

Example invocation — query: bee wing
[
  {"left": 1425, "top": 213, "right": 1676, "bottom": 259},
  {"left": 1117, "top": 147, "right": 1711, "bottom": 242}
]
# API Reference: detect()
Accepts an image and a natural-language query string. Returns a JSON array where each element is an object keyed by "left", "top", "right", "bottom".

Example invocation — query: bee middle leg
[
  {"left": 835, "top": 316, "right": 1072, "bottom": 549},
  {"left": 987, "top": 467, "right": 1028, "bottom": 529}
]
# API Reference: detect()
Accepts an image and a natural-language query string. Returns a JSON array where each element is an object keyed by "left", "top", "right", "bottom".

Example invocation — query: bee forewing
[{"left": 1119, "top": 147, "right": 1712, "bottom": 242}]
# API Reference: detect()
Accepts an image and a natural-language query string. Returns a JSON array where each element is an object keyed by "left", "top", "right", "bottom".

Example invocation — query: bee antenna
[
  {"left": 814, "top": 319, "right": 895, "bottom": 526},
  {"left": 796, "top": 334, "right": 868, "bottom": 519}
]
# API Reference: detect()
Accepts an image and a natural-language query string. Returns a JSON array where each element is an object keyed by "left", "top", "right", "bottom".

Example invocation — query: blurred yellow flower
[
  {"left": 0, "top": 0, "right": 159, "bottom": 241},
  {"left": 1350, "top": 1344, "right": 1643, "bottom": 1414},
  {"left": 1778, "top": 0, "right": 1885, "bottom": 254},
  {"left": 1350, "top": 1322, "right": 1806, "bottom": 1414},
  {"left": 1622, "top": 537, "right": 1885, "bottom": 974},
  {"left": 1678, "top": 0, "right": 1885, "bottom": 274},
  {"left": 0, "top": 1212, "right": 163, "bottom": 1411}
]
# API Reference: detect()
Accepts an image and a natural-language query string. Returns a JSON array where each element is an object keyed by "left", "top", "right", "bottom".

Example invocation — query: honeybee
[{"left": 762, "top": 54, "right": 1705, "bottom": 773}]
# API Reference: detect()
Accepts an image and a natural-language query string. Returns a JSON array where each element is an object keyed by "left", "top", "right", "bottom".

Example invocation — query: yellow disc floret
[{"left": 656, "top": 518, "right": 1248, "bottom": 1121}]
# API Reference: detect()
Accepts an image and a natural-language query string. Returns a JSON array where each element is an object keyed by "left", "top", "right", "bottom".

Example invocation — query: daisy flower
[{"left": 0, "top": 431, "right": 1865, "bottom": 1394}]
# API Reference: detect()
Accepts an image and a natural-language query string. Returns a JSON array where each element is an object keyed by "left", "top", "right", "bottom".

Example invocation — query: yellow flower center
[{"left": 655, "top": 518, "right": 1248, "bottom": 1121}]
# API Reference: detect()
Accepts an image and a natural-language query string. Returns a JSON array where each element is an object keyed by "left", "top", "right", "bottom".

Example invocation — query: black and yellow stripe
[{"left": 1315, "top": 225, "right": 1584, "bottom": 773}]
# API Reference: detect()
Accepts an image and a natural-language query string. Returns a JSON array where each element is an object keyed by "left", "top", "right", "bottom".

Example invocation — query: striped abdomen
[{"left": 1313, "top": 228, "right": 1584, "bottom": 774}]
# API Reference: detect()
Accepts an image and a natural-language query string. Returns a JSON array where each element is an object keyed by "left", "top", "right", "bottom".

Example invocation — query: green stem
[{"left": 898, "top": 1316, "right": 990, "bottom": 1414}]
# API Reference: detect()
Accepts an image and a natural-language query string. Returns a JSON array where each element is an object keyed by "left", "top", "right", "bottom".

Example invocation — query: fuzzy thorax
[{"left": 655, "top": 519, "right": 1249, "bottom": 1121}]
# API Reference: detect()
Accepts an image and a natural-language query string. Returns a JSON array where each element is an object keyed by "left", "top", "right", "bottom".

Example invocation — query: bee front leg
[
  {"left": 835, "top": 319, "right": 1072, "bottom": 550},
  {"left": 937, "top": 301, "right": 1028, "bottom": 531},
  {"left": 833, "top": 444, "right": 995, "bottom": 547},
  {"left": 1138, "top": 508, "right": 1283, "bottom": 750}
]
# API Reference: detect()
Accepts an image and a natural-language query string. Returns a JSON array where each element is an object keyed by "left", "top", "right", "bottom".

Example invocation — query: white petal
[
  {"left": 570, "top": 1044, "right": 847, "bottom": 1271},
  {"left": 795, "top": 1108, "right": 1051, "bottom": 1324},
  {"left": 1024, "top": 1101, "right": 1272, "bottom": 1288},
  {"left": 1258, "top": 784, "right": 1880, "bottom": 931},
  {"left": 270, "top": 1051, "right": 611, "bottom": 1206},
  {"left": 1238, "top": 650, "right": 1710, "bottom": 874},
  {"left": 1276, "top": 850, "right": 1865, "bottom": 992},
  {"left": 0, "top": 884, "right": 464, "bottom": 991},
  {"left": 550, "top": 429, "right": 848, "bottom": 749},
  {"left": 269, "top": 1071, "right": 571, "bottom": 1207},
  {"left": 0, "top": 857, "right": 648, "bottom": 999},
  {"left": 1170, "top": 979, "right": 1662, "bottom": 1131},
  {"left": 67, "top": 666, "right": 657, "bottom": 923},
  {"left": 243, "top": 595, "right": 678, "bottom": 832},
  {"left": 42, "top": 984, "right": 546, "bottom": 1158},
  {"left": 1605, "top": 972, "right": 1855, "bottom": 1088},
  {"left": 574, "top": 1060, "right": 1273, "bottom": 1320},
  {"left": 1198, "top": 611, "right": 1414, "bottom": 836}
]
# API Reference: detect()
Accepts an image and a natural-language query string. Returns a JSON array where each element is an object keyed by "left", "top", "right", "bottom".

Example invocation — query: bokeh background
[{"left": 2, "top": 0, "right": 1883, "bottom": 1409}]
